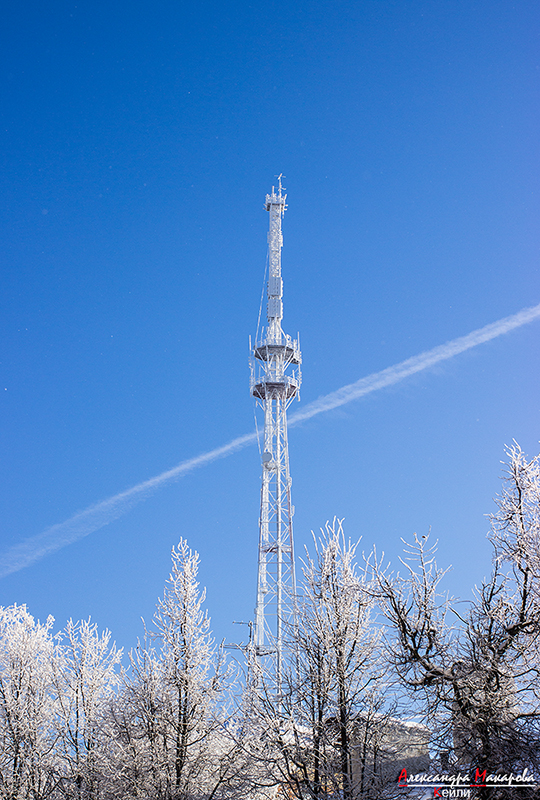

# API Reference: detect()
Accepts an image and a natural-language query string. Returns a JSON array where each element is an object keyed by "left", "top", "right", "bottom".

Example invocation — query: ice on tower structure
[{"left": 250, "top": 178, "right": 302, "bottom": 693}]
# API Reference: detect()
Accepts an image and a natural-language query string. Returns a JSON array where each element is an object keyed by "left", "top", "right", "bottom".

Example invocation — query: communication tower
[{"left": 250, "top": 178, "right": 302, "bottom": 693}]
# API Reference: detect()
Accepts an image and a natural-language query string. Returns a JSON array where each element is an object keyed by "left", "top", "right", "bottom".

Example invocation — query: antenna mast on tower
[{"left": 250, "top": 177, "right": 302, "bottom": 694}]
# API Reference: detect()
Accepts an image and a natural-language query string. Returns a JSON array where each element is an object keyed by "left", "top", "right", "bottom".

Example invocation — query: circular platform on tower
[
  {"left": 254, "top": 343, "right": 301, "bottom": 364},
  {"left": 252, "top": 381, "right": 298, "bottom": 400}
]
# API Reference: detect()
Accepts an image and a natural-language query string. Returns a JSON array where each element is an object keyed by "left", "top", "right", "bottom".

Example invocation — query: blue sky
[{"left": 1, "top": 0, "right": 539, "bottom": 652}]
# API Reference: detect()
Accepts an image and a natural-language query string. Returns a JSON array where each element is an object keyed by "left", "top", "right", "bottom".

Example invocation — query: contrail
[
  {"left": 1, "top": 302, "right": 539, "bottom": 578},
  {"left": 0, "top": 431, "right": 257, "bottom": 578},
  {"left": 288, "top": 302, "right": 540, "bottom": 426}
]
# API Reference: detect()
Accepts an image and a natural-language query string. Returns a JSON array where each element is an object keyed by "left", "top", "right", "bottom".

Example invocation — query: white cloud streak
[
  {"left": 288, "top": 302, "right": 540, "bottom": 426},
  {"left": 2, "top": 302, "right": 539, "bottom": 578}
]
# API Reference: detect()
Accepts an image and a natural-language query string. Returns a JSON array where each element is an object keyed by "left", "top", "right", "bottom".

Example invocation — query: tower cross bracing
[{"left": 250, "top": 179, "right": 301, "bottom": 691}]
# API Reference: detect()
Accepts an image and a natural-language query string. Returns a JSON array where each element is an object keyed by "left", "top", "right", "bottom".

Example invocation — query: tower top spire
[{"left": 265, "top": 175, "right": 287, "bottom": 213}]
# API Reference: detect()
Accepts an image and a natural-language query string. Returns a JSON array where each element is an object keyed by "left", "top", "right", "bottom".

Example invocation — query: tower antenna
[{"left": 250, "top": 180, "right": 301, "bottom": 697}]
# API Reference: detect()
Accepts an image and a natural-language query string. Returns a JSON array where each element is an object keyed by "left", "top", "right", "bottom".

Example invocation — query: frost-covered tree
[
  {"left": 248, "top": 521, "right": 388, "bottom": 800},
  {"left": 52, "top": 619, "right": 122, "bottom": 800},
  {"left": 375, "top": 444, "right": 540, "bottom": 797},
  {"left": 114, "top": 539, "right": 239, "bottom": 800},
  {"left": 111, "top": 641, "right": 165, "bottom": 798},
  {"left": 0, "top": 605, "right": 58, "bottom": 800}
]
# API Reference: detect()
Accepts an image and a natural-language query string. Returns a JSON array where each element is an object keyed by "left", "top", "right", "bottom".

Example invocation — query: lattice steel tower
[{"left": 250, "top": 178, "right": 301, "bottom": 691}]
